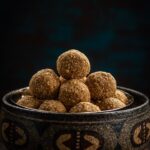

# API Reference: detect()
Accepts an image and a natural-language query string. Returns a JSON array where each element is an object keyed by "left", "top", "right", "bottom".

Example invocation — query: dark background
[{"left": 0, "top": 0, "right": 150, "bottom": 101}]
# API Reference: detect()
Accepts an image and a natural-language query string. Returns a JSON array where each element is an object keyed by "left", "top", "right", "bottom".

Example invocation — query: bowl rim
[
  {"left": 1, "top": 86, "right": 149, "bottom": 121},
  {"left": 10, "top": 87, "right": 134, "bottom": 112}
]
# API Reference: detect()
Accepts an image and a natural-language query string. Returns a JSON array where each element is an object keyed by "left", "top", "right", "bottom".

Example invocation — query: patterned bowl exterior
[{"left": 0, "top": 87, "right": 150, "bottom": 150}]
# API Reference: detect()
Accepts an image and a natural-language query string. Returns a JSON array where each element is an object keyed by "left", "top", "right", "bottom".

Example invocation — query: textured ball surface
[
  {"left": 86, "top": 71, "right": 117, "bottom": 100},
  {"left": 59, "top": 76, "right": 87, "bottom": 84},
  {"left": 57, "top": 49, "right": 90, "bottom": 79},
  {"left": 58, "top": 79, "right": 91, "bottom": 110},
  {"left": 29, "top": 69, "right": 60, "bottom": 99},
  {"left": 70, "top": 102, "right": 101, "bottom": 113},
  {"left": 16, "top": 96, "right": 42, "bottom": 109},
  {"left": 115, "top": 89, "right": 128, "bottom": 104},
  {"left": 22, "top": 87, "right": 31, "bottom": 96},
  {"left": 39, "top": 100, "right": 66, "bottom": 112},
  {"left": 96, "top": 97, "right": 126, "bottom": 110}
]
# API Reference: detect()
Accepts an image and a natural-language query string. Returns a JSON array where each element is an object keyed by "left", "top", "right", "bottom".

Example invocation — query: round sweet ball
[
  {"left": 56, "top": 49, "right": 90, "bottom": 79},
  {"left": 29, "top": 69, "right": 60, "bottom": 99},
  {"left": 16, "top": 96, "right": 42, "bottom": 109},
  {"left": 86, "top": 71, "right": 117, "bottom": 100},
  {"left": 22, "top": 87, "right": 31, "bottom": 96},
  {"left": 59, "top": 76, "right": 87, "bottom": 85},
  {"left": 39, "top": 100, "right": 66, "bottom": 113},
  {"left": 96, "top": 97, "right": 126, "bottom": 110},
  {"left": 115, "top": 89, "right": 128, "bottom": 104},
  {"left": 70, "top": 102, "right": 101, "bottom": 113},
  {"left": 58, "top": 79, "right": 91, "bottom": 110}
]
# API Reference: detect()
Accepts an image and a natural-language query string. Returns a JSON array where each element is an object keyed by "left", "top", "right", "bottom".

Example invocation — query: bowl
[{"left": 0, "top": 86, "right": 150, "bottom": 150}]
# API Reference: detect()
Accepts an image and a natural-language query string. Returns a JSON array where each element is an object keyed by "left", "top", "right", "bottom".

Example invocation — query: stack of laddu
[{"left": 17, "top": 49, "right": 128, "bottom": 113}]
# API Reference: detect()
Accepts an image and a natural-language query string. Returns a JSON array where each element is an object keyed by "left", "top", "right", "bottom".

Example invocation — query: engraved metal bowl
[{"left": 0, "top": 87, "right": 150, "bottom": 150}]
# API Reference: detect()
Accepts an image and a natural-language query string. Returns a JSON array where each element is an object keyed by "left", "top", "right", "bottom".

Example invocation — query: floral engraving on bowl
[
  {"left": 53, "top": 130, "right": 103, "bottom": 150},
  {"left": 1, "top": 119, "right": 28, "bottom": 148},
  {"left": 131, "top": 119, "right": 150, "bottom": 147}
]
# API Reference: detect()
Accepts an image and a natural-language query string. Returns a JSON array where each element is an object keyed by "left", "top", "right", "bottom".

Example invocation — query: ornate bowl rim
[{"left": 1, "top": 86, "right": 149, "bottom": 122}]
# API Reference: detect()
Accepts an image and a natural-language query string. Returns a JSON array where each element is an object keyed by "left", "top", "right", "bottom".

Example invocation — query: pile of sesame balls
[{"left": 17, "top": 49, "right": 128, "bottom": 113}]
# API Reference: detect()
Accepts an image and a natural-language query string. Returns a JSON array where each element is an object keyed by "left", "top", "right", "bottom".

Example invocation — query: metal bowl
[{"left": 0, "top": 86, "right": 149, "bottom": 150}]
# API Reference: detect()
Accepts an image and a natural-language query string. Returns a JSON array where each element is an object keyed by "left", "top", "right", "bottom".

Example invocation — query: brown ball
[
  {"left": 22, "top": 88, "right": 31, "bottom": 96},
  {"left": 70, "top": 102, "right": 101, "bottom": 113},
  {"left": 39, "top": 100, "right": 66, "bottom": 113},
  {"left": 59, "top": 76, "right": 87, "bottom": 84},
  {"left": 58, "top": 79, "right": 91, "bottom": 110},
  {"left": 16, "top": 96, "right": 42, "bottom": 109},
  {"left": 86, "top": 71, "right": 117, "bottom": 100},
  {"left": 115, "top": 89, "right": 128, "bottom": 104},
  {"left": 56, "top": 49, "right": 90, "bottom": 79},
  {"left": 29, "top": 69, "right": 60, "bottom": 99},
  {"left": 96, "top": 97, "right": 126, "bottom": 110}
]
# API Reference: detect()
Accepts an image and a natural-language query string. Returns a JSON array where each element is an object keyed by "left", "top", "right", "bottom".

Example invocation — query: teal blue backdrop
[{"left": 0, "top": 1, "right": 149, "bottom": 99}]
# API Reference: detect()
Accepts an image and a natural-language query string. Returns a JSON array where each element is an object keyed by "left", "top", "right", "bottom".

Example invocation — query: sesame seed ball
[
  {"left": 59, "top": 76, "right": 87, "bottom": 85},
  {"left": 96, "top": 97, "right": 126, "bottom": 110},
  {"left": 22, "top": 87, "right": 31, "bottom": 96},
  {"left": 56, "top": 49, "right": 90, "bottom": 79},
  {"left": 29, "top": 69, "right": 60, "bottom": 99},
  {"left": 39, "top": 100, "right": 66, "bottom": 113},
  {"left": 115, "top": 89, "right": 128, "bottom": 104},
  {"left": 86, "top": 71, "right": 117, "bottom": 100},
  {"left": 58, "top": 79, "right": 91, "bottom": 110},
  {"left": 16, "top": 96, "right": 42, "bottom": 109},
  {"left": 69, "top": 102, "right": 101, "bottom": 113}
]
